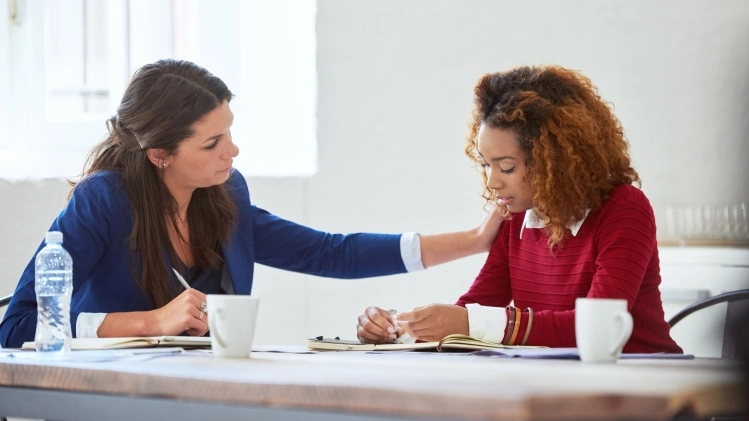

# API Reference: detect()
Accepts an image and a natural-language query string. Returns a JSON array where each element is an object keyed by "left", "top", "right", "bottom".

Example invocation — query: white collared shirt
[
  {"left": 467, "top": 209, "right": 589, "bottom": 343},
  {"left": 519, "top": 208, "right": 589, "bottom": 239}
]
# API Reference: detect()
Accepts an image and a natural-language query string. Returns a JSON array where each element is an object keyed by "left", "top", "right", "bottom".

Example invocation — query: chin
[
  {"left": 217, "top": 172, "right": 232, "bottom": 184},
  {"left": 198, "top": 176, "right": 229, "bottom": 189},
  {"left": 507, "top": 204, "right": 531, "bottom": 214}
]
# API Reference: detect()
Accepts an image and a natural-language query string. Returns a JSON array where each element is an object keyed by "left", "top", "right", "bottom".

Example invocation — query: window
[{"left": 0, "top": 0, "right": 317, "bottom": 179}]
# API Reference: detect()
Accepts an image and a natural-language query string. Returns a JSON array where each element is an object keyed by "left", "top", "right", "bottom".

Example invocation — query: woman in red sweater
[{"left": 357, "top": 65, "right": 682, "bottom": 353}]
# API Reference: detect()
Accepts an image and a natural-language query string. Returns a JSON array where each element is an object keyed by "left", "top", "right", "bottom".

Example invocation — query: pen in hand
[
  {"left": 172, "top": 268, "right": 191, "bottom": 290},
  {"left": 173, "top": 268, "right": 208, "bottom": 318}
]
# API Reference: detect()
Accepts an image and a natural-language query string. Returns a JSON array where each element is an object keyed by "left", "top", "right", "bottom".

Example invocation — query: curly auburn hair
[{"left": 465, "top": 65, "right": 640, "bottom": 248}]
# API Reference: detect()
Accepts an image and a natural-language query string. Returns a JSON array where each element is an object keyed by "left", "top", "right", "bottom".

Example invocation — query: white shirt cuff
[
  {"left": 466, "top": 303, "right": 507, "bottom": 344},
  {"left": 400, "top": 232, "right": 425, "bottom": 272},
  {"left": 76, "top": 312, "right": 107, "bottom": 338}
]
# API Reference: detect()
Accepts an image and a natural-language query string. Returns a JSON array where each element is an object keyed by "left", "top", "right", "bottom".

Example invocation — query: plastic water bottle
[{"left": 34, "top": 231, "right": 73, "bottom": 352}]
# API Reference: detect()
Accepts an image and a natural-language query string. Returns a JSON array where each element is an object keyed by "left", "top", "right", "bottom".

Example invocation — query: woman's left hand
[
  {"left": 396, "top": 304, "right": 469, "bottom": 342},
  {"left": 475, "top": 204, "right": 505, "bottom": 252}
]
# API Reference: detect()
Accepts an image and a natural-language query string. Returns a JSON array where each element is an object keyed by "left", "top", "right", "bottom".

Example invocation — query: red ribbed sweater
[{"left": 456, "top": 184, "right": 682, "bottom": 353}]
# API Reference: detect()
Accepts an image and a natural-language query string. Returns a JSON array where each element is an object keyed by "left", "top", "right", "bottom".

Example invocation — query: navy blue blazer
[{"left": 0, "top": 169, "right": 406, "bottom": 348}]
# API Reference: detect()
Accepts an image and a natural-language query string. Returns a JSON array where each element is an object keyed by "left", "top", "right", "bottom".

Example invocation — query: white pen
[
  {"left": 388, "top": 309, "right": 399, "bottom": 338},
  {"left": 173, "top": 268, "right": 207, "bottom": 315},
  {"left": 172, "top": 268, "right": 190, "bottom": 290}
]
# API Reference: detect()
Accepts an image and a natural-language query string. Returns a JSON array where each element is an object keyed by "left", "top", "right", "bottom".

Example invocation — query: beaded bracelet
[{"left": 520, "top": 307, "right": 534, "bottom": 346}]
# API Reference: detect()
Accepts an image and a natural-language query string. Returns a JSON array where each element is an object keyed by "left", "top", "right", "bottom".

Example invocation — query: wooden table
[{"left": 0, "top": 348, "right": 745, "bottom": 421}]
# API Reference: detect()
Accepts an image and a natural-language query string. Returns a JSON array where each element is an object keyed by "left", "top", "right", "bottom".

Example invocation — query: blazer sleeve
[
  {"left": 219, "top": 168, "right": 407, "bottom": 279},
  {"left": 251, "top": 206, "right": 408, "bottom": 278},
  {"left": 0, "top": 174, "right": 118, "bottom": 348}
]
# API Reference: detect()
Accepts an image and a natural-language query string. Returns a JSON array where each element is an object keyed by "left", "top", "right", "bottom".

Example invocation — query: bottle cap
[{"left": 45, "top": 231, "right": 63, "bottom": 244}]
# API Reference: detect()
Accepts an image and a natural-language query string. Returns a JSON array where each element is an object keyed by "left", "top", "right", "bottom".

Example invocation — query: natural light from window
[{"left": 0, "top": 0, "right": 317, "bottom": 180}]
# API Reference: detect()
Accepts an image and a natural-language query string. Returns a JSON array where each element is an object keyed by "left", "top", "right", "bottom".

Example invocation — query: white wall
[{"left": 1, "top": 0, "right": 749, "bottom": 350}]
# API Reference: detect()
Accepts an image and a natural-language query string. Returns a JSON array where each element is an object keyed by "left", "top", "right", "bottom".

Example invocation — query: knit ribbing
[{"left": 456, "top": 184, "right": 682, "bottom": 353}]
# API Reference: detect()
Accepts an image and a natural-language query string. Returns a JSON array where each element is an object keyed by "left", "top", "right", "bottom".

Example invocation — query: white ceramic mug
[
  {"left": 207, "top": 295, "right": 260, "bottom": 358},
  {"left": 575, "top": 298, "right": 633, "bottom": 363}
]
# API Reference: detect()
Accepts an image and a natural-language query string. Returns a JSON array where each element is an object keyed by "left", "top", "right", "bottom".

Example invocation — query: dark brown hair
[
  {"left": 465, "top": 65, "right": 640, "bottom": 248},
  {"left": 71, "top": 59, "right": 236, "bottom": 307}
]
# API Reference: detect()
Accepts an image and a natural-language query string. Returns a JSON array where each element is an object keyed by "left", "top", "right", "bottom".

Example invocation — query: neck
[
  {"left": 173, "top": 192, "right": 192, "bottom": 222},
  {"left": 162, "top": 177, "right": 194, "bottom": 221}
]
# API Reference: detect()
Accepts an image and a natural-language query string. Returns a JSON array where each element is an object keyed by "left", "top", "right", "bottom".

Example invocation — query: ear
[{"left": 146, "top": 148, "right": 170, "bottom": 169}]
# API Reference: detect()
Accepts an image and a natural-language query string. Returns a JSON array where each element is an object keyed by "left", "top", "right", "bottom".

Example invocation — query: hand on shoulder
[{"left": 475, "top": 204, "right": 506, "bottom": 252}]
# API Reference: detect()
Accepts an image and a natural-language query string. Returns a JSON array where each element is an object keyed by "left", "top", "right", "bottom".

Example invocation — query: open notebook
[
  {"left": 22, "top": 336, "right": 212, "bottom": 350},
  {"left": 306, "top": 335, "right": 692, "bottom": 359},
  {"left": 307, "top": 334, "right": 545, "bottom": 352}
]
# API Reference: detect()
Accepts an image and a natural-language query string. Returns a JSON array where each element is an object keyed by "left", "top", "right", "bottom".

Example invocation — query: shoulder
[
  {"left": 76, "top": 170, "right": 123, "bottom": 189},
  {"left": 604, "top": 184, "right": 653, "bottom": 212},
  {"left": 225, "top": 168, "right": 252, "bottom": 206},
  {"left": 595, "top": 183, "right": 656, "bottom": 230},
  {"left": 69, "top": 171, "right": 130, "bottom": 214},
  {"left": 505, "top": 211, "right": 526, "bottom": 233},
  {"left": 226, "top": 168, "right": 248, "bottom": 191},
  {"left": 73, "top": 171, "right": 126, "bottom": 199},
  {"left": 488, "top": 210, "right": 523, "bottom": 252}
]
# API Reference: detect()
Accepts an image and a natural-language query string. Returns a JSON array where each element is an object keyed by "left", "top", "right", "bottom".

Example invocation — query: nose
[
  {"left": 225, "top": 133, "right": 239, "bottom": 159},
  {"left": 486, "top": 167, "right": 504, "bottom": 192}
]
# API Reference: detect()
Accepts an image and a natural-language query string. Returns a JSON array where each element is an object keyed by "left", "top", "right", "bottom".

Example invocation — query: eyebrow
[{"left": 477, "top": 152, "right": 517, "bottom": 162}]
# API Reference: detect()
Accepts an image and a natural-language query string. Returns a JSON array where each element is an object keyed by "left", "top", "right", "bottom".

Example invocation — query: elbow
[{"left": 0, "top": 313, "right": 36, "bottom": 349}]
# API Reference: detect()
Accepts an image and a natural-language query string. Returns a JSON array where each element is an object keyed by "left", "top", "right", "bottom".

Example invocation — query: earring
[{"left": 162, "top": 160, "right": 168, "bottom": 169}]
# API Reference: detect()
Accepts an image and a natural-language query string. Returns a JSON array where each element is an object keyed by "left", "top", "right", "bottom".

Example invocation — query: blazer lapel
[{"left": 222, "top": 230, "right": 254, "bottom": 295}]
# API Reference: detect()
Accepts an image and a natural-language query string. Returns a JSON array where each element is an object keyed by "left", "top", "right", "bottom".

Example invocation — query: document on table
[
  {"left": 21, "top": 336, "right": 212, "bottom": 350},
  {"left": 0, "top": 347, "right": 185, "bottom": 362},
  {"left": 471, "top": 347, "right": 694, "bottom": 359}
]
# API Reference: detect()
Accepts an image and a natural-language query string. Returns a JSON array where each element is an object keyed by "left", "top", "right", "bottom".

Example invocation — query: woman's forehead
[{"left": 477, "top": 124, "right": 523, "bottom": 158}]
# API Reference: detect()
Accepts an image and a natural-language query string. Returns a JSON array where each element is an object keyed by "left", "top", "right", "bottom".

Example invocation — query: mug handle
[
  {"left": 609, "top": 310, "right": 633, "bottom": 356},
  {"left": 208, "top": 308, "right": 227, "bottom": 348}
]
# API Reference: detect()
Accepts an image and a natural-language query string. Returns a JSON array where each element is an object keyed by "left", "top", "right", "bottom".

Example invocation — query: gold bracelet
[
  {"left": 509, "top": 307, "right": 521, "bottom": 345},
  {"left": 520, "top": 307, "right": 534, "bottom": 346}
]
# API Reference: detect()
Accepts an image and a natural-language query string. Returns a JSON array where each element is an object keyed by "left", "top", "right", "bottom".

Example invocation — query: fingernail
[{"left": 387, "top": 327, "right": 394, "bottom": 334}]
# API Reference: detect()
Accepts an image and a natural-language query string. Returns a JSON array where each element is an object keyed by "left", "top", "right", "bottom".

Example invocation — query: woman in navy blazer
[{"left": 0, "top": 59, "right": 501, "bottom": 348}]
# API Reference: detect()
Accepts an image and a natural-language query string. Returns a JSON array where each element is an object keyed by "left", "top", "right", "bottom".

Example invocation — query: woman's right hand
[
  {"left": 357, "top": 306, "right": 397, "bottom": 343},
  {"left": 147, "top": 288, "right": 209, "bottom": 336}
]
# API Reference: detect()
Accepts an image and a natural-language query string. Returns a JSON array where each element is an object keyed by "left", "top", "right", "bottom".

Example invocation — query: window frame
[{"left": 0, "top": 0, "right": 317, "bottom": 179}]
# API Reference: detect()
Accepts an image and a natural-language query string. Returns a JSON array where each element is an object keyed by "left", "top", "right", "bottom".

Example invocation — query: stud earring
[{"left": 162, "top": 161, "right": 167, "bottom": 169}]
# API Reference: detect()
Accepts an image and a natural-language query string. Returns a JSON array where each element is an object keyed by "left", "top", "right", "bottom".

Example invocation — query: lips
[{"left": 496, "top": 197, "right": 514, "bottom": 206}]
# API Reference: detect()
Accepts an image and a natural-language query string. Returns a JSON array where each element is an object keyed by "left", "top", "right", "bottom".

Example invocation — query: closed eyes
[{"left": 481, "top": 162, "right": 515, "bottom": 174}]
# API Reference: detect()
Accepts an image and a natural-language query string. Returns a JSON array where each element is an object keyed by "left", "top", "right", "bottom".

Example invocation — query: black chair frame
[
  {"left": 668, "top": 289, "right": 749, "bottom": 360},
  {"left": 668, "top": 289, "right": 749, "bottom": 328}
]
